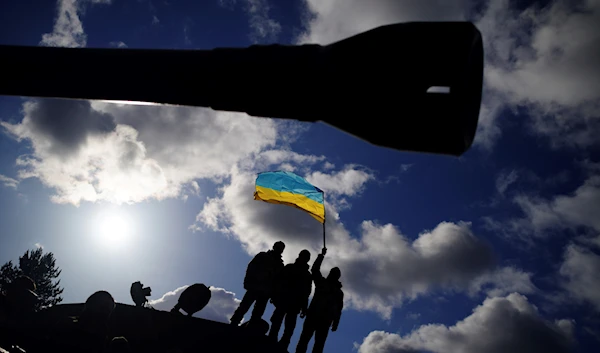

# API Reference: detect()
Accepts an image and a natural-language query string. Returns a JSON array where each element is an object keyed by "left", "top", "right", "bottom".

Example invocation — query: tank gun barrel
[{"left": 0, "top": 22, "right": 483, "bottom": 156}]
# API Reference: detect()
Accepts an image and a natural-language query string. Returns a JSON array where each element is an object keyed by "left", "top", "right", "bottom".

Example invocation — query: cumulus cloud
[
  {"left": 306, "top": 166, "right": 373, "bottom": 197},
  {"left": 475, "top": 0, "right": 600, "bottom": 148},
  {"left": 149, "top": 285, "right": 241, "bottom": 323},
  {"left": 468, "top": 267, "right": 537, "bottom": 298},
  {"left": 485, "top": 174, "right": 600, "bottom": 242},
  {"left": 357, "top": 293, "right": 573, "bottom": 353},
  {"left": 3, "top": 99, "right": 117, "bottom": 157},
  {"left": 0, "top": 174, "right": 19, "bottom": 189},
  {"left": 40, "top": 0, "right": 86, "bottom": 48},
  {"left": 298, "top": 0, "right": 468, "bottom": 45},
  {"left": 192, "top": 164, "right": 530, "bottom": 319},
  {"left": 559, "top": 243, "right": 600, "bottom": 312},
  {"left": 92, "top": 102, "right": 278, "bottom": 185},
  {"left": 2, "top": 100, "right": 277, "bottom": 205}
]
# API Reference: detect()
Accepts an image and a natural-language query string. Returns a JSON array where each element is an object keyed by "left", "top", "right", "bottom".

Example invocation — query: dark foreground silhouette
[
  {"left": 1, "top": 243, "right": 343, "bottom": 353},
  {"left": 0, "top": 22, "right": 484, "bottom": 157},
  {"left": 231, "top": 242, "right": 285, "bottom": 326},
  {"left": 1, "top": 300, "right": 286, "bottom": 353}
]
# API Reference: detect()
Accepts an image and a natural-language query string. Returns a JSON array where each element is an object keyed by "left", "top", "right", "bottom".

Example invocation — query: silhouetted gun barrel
[{"left": 0, "top": 22, "right": 483, "bottom": 156}]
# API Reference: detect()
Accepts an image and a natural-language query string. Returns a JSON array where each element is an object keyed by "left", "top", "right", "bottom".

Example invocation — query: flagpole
[
  {"left": 323, "top": 219, "right": 326, "bottom": 249},
  {"left": 322, "top": 192, "right": 326, "bottom": 249}
]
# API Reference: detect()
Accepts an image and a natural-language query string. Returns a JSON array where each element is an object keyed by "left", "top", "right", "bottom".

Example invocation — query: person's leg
[
  {"left": 312, "top": 321, "right": 331, "bottom": 353},
  {"left": 295, "top": 316, "right": 316, "bottom": 353},
  {"left": 268, "top": 306, "right": 286, "bottom": 340},
  {"left": 249, "top": 294, "right": 269, "bottom": 322},
  {"left": 230, "top": 291, "right": 256, "bottom": 325},
  {"left": 279, "top": 309, "right": 298, "bottom": 350}
]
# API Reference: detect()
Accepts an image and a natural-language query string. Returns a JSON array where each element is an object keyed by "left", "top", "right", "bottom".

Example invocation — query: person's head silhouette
[
  {"left": 298, "top": 250, "right": 311, "bottom": 264},
  {"left": 328, "top": 267, "right": 341, "bottom": 281},
  {"left": 82, "top": 290, "right": 115, "bottom": 322},
  {"left": 273, "top": 241, "right": 285, "bottom": 255}
]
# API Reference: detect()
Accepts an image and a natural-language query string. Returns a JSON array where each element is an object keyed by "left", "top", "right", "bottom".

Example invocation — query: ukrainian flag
[{"left": 254, "top": 171, "right": 325, "bottom": 223}]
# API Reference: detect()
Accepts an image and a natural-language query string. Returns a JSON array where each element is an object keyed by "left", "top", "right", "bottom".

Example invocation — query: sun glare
[{"left": 94, "top": 209, "right": 135, "bottom": 249}]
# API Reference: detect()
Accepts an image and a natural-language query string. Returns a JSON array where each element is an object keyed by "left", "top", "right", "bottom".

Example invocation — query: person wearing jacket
[
  {"left": 295, "top": 247, "right": 343, "bottom": 353},
  {"left": 268, "top": 249, "right": 312, "bottom": 350},
  {"left": 230, "top": 241, "right": 285, "bottom": 326}
]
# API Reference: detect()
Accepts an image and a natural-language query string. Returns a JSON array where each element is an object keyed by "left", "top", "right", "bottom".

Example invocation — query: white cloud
[
  {"left": 468, "top": 267, "right": 537, "bottom": 298},
  {"left": 245, "top": 0, "right": 281, "bottom": 42},
  {"left": 109, "top": 41, "right": 128, "bottom": 48},
  {"left": 152, "top": 15, "right": 160, "bottom": 25},
  {"left": 559, "top": 243, "right": 600, "bottom": 312},
  {"left": 0, "top": 174, "right": 19, "bottom": 189},
  {"left": 242, "top": 149, "right": 325, "bottom": 172},
  {"left": 475, "top": 0, "right": 600, "bottom": 148},
  {"left": 475, "top": 94, "right": 505, "bottom": 151},
  {"left": 2, "top": 100, "right": 277, "bottom": 205},
  {"left": 306, "top": 166, "right": 374, "bottom": 197},
  {"left": 149, "top": 285, "right": 241, "bottom": 323},
  {"left": 406, "top": 312, "right": 420, "bottom": 320},
  {"left": 357, "top": 293, "right": 573, "bottom": 353},
  {"left": 40, "top": 0, "right": 86, "bottom": 48},
  {"left": 34, "top": 243, "right": 44, "bottom": 249},
  {"left": 192, "top": 165, "right": 528, "bottom": 319},
  {"left": 484, "top": 174, "right": 600, "bottom": 243},
  {"left": 92, "top": 102, "right": 278, "bottom": 186},
  {"left": 322, "top": 162, "right": 335, "bottom": 170},
  {"left": 496, "top": 169, "right": 519, "bottom": 196},
  {"left": 218, "top": 0, "right": 280, "bottom": 42},
  {"left": 297, "top": 0, "right": 468, "bottom": 45}
]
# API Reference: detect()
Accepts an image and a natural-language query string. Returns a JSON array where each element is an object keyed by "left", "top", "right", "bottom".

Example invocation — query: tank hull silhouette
[
  {"left": 0, "top": 22, "right": 483, "bottom": 156},
  {"left": 2, "top": 303, "right": 285, "bottom": 353}
]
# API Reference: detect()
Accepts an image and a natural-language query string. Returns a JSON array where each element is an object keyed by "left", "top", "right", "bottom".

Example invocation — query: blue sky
[{"left": 1, "top": 0, "right": 599, "bottom": 352}]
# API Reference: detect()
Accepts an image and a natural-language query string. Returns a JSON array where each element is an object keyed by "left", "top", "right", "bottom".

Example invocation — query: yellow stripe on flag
[{"left": 254, "top": 185, "right": 325, "bottom": 223}]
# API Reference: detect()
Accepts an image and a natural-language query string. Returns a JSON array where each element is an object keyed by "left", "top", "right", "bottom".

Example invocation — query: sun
[{"left": 94, "top": 209, "right": 135, "bottom": 249}]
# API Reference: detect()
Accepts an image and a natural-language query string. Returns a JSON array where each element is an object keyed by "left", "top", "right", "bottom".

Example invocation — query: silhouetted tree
[
  {"left": 0, "top": 248, "right": 64, "bottom": 309},
  {"left": 0, "top": 260, "right": 20, "bottom": 290}
]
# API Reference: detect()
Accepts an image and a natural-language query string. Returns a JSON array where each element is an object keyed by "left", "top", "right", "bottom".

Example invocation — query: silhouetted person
[
  {"left": 0, "top": 276, "right": 38, "bottom": 324},
  {"left": 170, "top": 283, "right": 211, "bottom": 316},
  {"left": 230, "top": 241, "right": 285, "bottom": 326},
  {"left": 268, "top": 250, "right": 312, "bottom": 350},
  {"left": 295, "top": 248, "right": 343, "bottom": 353},
  {"left": 52, "top": 290, "right": 116, "bottom": 353}
]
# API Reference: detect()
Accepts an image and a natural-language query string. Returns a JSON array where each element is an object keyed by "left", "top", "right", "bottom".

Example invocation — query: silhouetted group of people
[
  {"left": 230, "top": 241, "right": 343, "bottom": 353},
  {"left": 1, "top": 243, "right": 343, "bottom": 353}
]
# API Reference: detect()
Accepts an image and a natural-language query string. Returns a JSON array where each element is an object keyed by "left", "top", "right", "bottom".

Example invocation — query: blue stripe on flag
[{"left": 256, "top": 171, "right": 324, "bottom": 204}]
